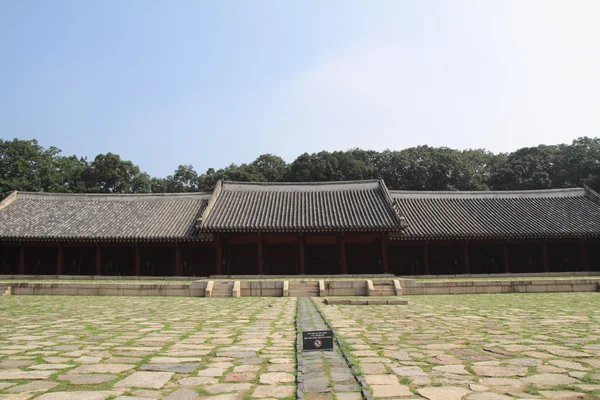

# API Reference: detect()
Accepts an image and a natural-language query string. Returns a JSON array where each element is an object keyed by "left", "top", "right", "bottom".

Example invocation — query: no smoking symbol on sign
[
  {"left": 313, "top": 339, "right": 323, "bottom": 348},
  {"left": 303, "top": 330, "right": 333, "bottom": 351}
]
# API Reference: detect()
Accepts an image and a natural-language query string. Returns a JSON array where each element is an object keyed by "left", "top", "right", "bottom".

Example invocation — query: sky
[{"left": 1, "top": 0, "right": 600, "bottom": 178}]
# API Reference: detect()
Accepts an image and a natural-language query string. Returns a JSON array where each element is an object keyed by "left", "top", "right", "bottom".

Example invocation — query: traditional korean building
[{"left": 0, "top": 180, "right": 599, "bottom": 276}]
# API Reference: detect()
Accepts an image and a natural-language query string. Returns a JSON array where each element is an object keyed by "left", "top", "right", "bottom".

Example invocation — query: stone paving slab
[
  {"left": 0, "top": 296, "right": 296, "bottom": 399},
  {"left": 317, "top": 292, "right": 600, "bottom": 400}
]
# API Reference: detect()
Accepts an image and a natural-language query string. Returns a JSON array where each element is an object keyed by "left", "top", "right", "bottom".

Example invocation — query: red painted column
[
  {"left": 580, "top": 240, "right": 589, "bottom": 272},
  {"left": 423, "top": 242, "right": 430, "bottom": 275},
  {"left": 298, "top": 236, "right": 305, "bottom": 275},
  {"left": 257, "top": 237, "right": 264, "bottom": 275},
  {"left": 503, "top": 242, "right": 510, "bottom": 273},
  {"left": 95, "top": 244, "right": 102, "bottom": 275},
  {"left": 381, "top": 233, "right": 389, "bottom": 274},
  {"left": 56, "top": 244, "right": 63, "bottom": 275},
  {"left": 135, "top": 244, "right": 141, "bottom": 276},
  {"left": 19, "top": 245, "right": 25, "bottom": 274},
  {"left": 215, "top": 238, "right": 222, "bottom": 275},
  {"left": 175, "top": 245, "right": 181, "bottom": 276},
  {"left": 542, "top": 241, "right": 549, "bottom": 272},
  {"left": 464, "top": 242, "right": 470, "bottom": 275},
  {"left": 339, "top": 235, "right": 347, "bottom": 274}
]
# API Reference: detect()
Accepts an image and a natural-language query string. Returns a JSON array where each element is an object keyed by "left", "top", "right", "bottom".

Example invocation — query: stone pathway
[
  {"left": 317, "top": 292, "right": 600, "bottom": 399},
  {"left": 297, "top": 297, "right": 363, "bottom": 400},
  {"left": 0, "top": 296, "right": 297, "bottom": 399}
]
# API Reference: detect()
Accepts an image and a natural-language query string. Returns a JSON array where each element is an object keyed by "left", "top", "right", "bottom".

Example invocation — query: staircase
[
  {"left": 370, "top": 280, "right": 396, "bottom": 296},
  {"left": 211, "top": 281, "right": 234, "bottom": 298},
  {"left": 288, "top": 281, "right": 320, "bottom": 297}
]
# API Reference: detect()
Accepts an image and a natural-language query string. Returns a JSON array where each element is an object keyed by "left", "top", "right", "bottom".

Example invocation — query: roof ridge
[
  {"left": 377, "top": 179, "right": 408, "bottom": 227},
  {"left": 0, "top": 191, "right": 18, "bottom": 210},
  {"left": 221, "top": 179, "right": 380, "bottom": 186},
  {"left": 13, "top": 192, "right": 212, "bottom": 201},
  {"left": 390, "top": 187, "right": 586, "bottom": 199}
]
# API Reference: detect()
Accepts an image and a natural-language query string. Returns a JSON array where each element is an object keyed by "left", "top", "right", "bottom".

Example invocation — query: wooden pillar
[
  {"left": 542, "top": 242, "right": 549, "bottom": 272},
  {"left": 298, "top": 236, "right": 305, "bottom": 275},
  {"left": 464, "top": 242, "right": 470, "bottom": 275},
  {"left": 339, "top": 235, "right": 347, "bottom": 274},
  {"left": 257, "top": 237, "right": 264, "bottom": 275},
  {"left": 95, "top": 244, "right": 102, "bottom": 276},
  {"left": 423, "top": 242, "right": 430, "bottom": 275},
  {"left": 503, "top": 242, "right": 510, "bottom": 273},
  {"left": 215, "top": 238, "right": 222, "bottom": 275},
  {"left": 135, "top": 243, "right": 141, "bottom": 276},
  {"left": 175, "top": 245, "right": 181, "bottom": 276},
  {"left": 56, "top": 244, "right": 63, "bottom": 275},
  {"left": 380, "top": 233, "right": 389, "bottom": 274},
  {"left": 580, "top": 240, "right": 589, "bottom": 271},
  {"left": 19, "top": 245, "right": 25, "bottom": 274}
]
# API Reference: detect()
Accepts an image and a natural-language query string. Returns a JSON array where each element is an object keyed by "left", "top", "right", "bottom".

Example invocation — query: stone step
[
  {"left": 373, "top": 281, "right": 394, "bottom": 286},
  {"left": 211, "top": 294, "right": 233, "bottom": 298}
]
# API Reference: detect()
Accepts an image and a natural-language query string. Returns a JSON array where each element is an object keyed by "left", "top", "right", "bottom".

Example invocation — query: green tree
[{"left": 83, "top": 153, "right": 151, "bottom": 193}]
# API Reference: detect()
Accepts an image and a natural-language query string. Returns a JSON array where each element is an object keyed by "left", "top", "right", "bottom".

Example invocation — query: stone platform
[{"left": 0, "top": 275, "right": 599, "bottom": 298}]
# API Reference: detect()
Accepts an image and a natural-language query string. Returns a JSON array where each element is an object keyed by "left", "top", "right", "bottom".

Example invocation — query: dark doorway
[
  {"left": 0, "top": 246, "right": 20, "bottom": 275},
  {"left": 227, "top": 244, "right": 257, "bottom": 275},
  {"left": 429, "top": 244, "right": 464, "bottom": 275},
  {"left": 101, "top": 247, "right": 135, "bottom": 276},
  {"left": 588, "top": 241, "right": 600, "bottom": 272},
  {"left": 346, "top": 244, "right": 377, "bottom": 274},
  {"left": 548, "top": 242, "right": 581, "bottom": 272},
  {"left": 508, "top": 243, "right": 543, "bottom": 273},
  {"left": 24, "top": 246, "right": 57, "bottom": 275},
  {"left": 63, "top": 247, "right": 96, "bottom": 275},
  {"left": 305, "top": 244, "right": 338, "bottom": 274},
  {"left": 182, "top": 247, "right": 216, "bottom": 277},
  {"left": 141, "top": 247, "right": 176, "bottom": 276},
  {"left": 266, "top": 244, "right": 297, "bottom": 275},
  {"left": 469, "top": 244, "right": 504, "bottom": 274},
  {"left": 388, "top": 245, "right": 425, "bottom": 275}
]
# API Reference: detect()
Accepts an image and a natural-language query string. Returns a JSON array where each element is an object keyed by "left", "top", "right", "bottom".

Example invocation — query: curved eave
[{"left": 0, "top": 235, "right": 214, "bottom": 243}]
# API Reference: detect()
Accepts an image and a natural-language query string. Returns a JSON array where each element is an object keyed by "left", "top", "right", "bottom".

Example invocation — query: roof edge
[
  {"left": 377, "top": 180, "right": 408, "bottom": 228},
  {"left": 390, "top": 187, "right": 586, "bottom": 199},
  {"left": 0, "top": 191, "right": 18, "bottom": 211},
  {"left": 584, "top": 185, "right": 600, "bottom": 205},
  {"left": 197, "top": 180, "right": 223, "bottom": 228},
  {"left": 221, "top": 179, "right": 380, "bottom": 186},
  {"left": 11, "top": 191, "right": 212, "bottom": 201}
]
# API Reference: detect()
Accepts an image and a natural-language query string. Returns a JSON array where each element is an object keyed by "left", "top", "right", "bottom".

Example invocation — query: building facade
[{"left": 0, "top": 180, "right": 599, "bottom": 276}]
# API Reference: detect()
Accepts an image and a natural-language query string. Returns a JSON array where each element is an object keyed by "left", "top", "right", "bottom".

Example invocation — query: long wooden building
[{"left": 0, "top": 180, "right": 599, "bottom": 276}]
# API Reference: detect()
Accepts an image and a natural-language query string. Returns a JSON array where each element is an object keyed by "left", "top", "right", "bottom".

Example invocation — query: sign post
[{"left": 302, "top": 330, "right": 334, "bottom": 351}]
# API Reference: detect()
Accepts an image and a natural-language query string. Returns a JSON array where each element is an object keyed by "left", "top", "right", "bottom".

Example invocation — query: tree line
[{"left": 1, "top": 137, "right": 599, "bottom": 198}]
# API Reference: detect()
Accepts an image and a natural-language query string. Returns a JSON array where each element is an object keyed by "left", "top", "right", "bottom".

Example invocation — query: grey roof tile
[
  {"left": 197, "top": 180, "right": 407, "bottom": 232},
  {"left": 0, "top": 192, "right": 211, "bottom": 241},
  {"left": 390, "top": 187, "right": 600, "bottom": 240}
]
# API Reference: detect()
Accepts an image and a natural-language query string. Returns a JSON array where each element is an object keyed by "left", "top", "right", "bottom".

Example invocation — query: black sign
[{"left": 303, "top": 330, "right": 334, "bottom": 351}]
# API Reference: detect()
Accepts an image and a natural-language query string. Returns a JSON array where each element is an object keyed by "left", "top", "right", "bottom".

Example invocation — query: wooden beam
[
  {"left": 503, "top": 242, "right": 510, "bottom": 273},
  {"left": 423, "top": 243, "right": 430, "bottom": 275},
  {"left": 56, "top": 244, "right": 63, "bottom": 275},
  {"left": 345, "top": 234, "right": 377, "bottom": 244},
  {"left": 19, "top": 245, "right": 25, "bottom": 274},
  {"left": 175, "top": 245, "right": 181, "bottom": 276},
  {"left": 298, "top": 236, "right": 305, "bottom": 275},
  {"left": 95, "top": 244, "right": 102, "bottom": 275},
  {"left": 257, "top": 237, "right": 264, "bottom": 275},
  {"left": 580, "top": 240, "right": 589, "bottom": 272},
  {"left": 380, "top": 233, "right": 389, "bottom": 274},
  {"left": 339, "top": 236, "right": 347, "bottom": 274},
  {"left": 215, "top": 239, "right": 222, "bottom": 275},
  {"left": 304, "top": 235, "right": 337, "bottom": 245},
  {"left": 135, "top": 243, "right": 141, "bottom": 276},
  {"left": 542, "top": 242, "right": 549, "bottom": 272},
  {"left": 464, "top": 242, "right": 470, "bottom": 274}
]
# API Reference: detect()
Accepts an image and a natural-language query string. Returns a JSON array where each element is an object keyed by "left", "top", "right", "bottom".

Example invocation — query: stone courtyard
[{"left": 0, "top": 292, "right": 599, "bottom": 399}]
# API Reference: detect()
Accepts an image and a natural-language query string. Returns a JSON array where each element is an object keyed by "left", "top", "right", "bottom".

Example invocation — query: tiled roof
[
  {"left": 197, "top": 180, "right": 407, "bottom": 232},
  {"left": 0, "top": 191, "right": 212, "bottom": 242},
  {"left": 390, "top": 187, "right": 600, "bottom": 240}
]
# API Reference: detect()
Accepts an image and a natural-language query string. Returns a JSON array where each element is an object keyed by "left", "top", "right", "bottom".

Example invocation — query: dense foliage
[{"left": 1, "top": 137, "right": 599, "bottom": 198}]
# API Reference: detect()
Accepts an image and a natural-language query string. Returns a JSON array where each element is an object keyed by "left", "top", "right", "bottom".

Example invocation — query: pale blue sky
[{"left": 1, "top": 1, "right": 599, "bottom": 177}]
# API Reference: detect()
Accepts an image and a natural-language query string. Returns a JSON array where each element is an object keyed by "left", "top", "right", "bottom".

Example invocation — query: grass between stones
[{"left": 316, "top": 292, "right": 600, "bottom": 399}]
